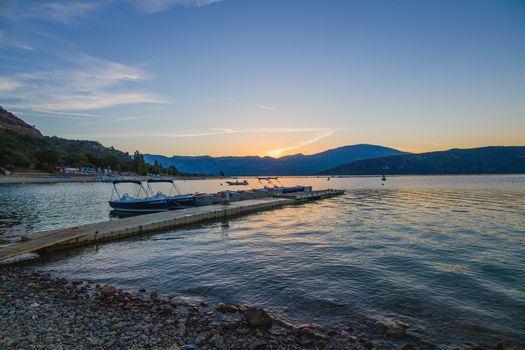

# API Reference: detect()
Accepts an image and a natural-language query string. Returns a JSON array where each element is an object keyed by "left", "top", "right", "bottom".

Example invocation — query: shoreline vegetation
[
  {"left": 1, "top": 267, "right": 516, "bottom": 350},
  {"left": 1, "top": 107, "right": 201, "bottom": 178}
]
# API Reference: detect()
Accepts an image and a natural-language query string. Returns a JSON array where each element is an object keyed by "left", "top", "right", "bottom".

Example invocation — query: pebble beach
[
  {"left": 1, "top": 267, "right": 520, "bottom": 350},
  {"left": 0, "top": 267, "right": 444, "bottom": 350}
]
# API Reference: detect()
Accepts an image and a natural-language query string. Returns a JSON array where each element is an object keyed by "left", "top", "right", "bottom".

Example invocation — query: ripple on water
[{"left": 1, "top": 175, "right": 525, "bottom": 347}]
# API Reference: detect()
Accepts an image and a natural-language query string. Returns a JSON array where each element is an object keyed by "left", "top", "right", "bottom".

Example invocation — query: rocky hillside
[
  {"left": 0, "top": 107, "right": 135, "bottom": 172},
  {"left": 0, "top": 106, "right": 43, "bottom": 138}
]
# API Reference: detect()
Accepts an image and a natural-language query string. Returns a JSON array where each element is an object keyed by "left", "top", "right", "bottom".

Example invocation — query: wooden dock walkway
[{"left": 0, "top": 189, "right": 344, "bottom": 262}]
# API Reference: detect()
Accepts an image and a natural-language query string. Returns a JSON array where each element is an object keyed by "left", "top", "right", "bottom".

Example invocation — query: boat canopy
[
  {"left": 112, "top": 180, "right": 142, "bottom": 185},
  {"left": 257, "top": 177, "right": 283, "bottom": 187},
  {"left": 147, "top": 179, "right": 174, "bottom": 183},
  {"left": 110, "top": 179, "right": 148, "bottom": 201},
  {"left": 146, "top": 178, "right": 181, "bottom": 197}
]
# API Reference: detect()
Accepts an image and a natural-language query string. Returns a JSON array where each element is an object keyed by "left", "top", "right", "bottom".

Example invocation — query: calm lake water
[{"left": 1, "top": 175, "right": 524, "bottom": 348}]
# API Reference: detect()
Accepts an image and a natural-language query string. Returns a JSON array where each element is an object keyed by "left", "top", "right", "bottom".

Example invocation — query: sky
[{"left": 1, "top": 0, "right": 524, "bottom": 157}]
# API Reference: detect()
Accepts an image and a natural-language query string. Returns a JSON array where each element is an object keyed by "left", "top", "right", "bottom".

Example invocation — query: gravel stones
[{"left": 0, "top": 266, "right": 465, "bottom": 350}]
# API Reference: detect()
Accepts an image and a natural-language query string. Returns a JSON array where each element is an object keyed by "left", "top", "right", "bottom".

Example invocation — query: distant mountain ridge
[
  {"left": 320, "top": 146, "right": 525, "bottom": 175},
  {"left": 144, "top": 144, "right": 407, "bottom": 175}
]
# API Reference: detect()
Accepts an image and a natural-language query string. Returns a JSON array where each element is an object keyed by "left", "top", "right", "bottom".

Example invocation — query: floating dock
[{"left": 0, "top": 189, "right": 344, "bottom": 262}]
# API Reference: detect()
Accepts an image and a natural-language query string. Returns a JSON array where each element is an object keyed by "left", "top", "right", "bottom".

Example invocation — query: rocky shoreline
[{"left": 0, "top": 267, "right": 518, "bottom": 350}]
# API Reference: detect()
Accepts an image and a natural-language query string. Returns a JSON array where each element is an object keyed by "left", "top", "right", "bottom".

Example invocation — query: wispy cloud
[
  {"left": 157, "top": 127, "right": 333, "bottom": 138},
  {"left": 81, "top": 115, "right": 144, "bottom": 125},
  {"left": 42, "top": 1, "right": 106, "bottom": 23},
  {"left": 23, "top": 93, "right": 164, "bottom": 111},
  {"left": 159, "top": 128, "right": 235, "bottom": 138},
  {"left": 12, "top": 42, "right": 34, "bottom": 50},
  {"left": 1, "top": 0, "right": 222, "bottom": 24},
  {"left": 0, "top": 29, "right": 34, "bottom": 51},
  {"left": 12, "top": 108, "right": 104, "bottom": 119},
  {"left": 257, "top": 104, "right": 276, "bottom": 111},
  {"left": 0, "top": 1, "right": 106, "bottom": 24},
  {"left": 267, "top": 130, "right": 337, "bottom": 157},
  {"left": 130, "top": 0, "right": 223, "bottom": 13},
  {"left": 61, "top": 128, "right": 337, "bottom": 142},
  {"left": 4, "top": 54, "right": 166, "bottom": 112},
  {"left": 0, "top": 77, "right": 22, "bottom": 93},
  {"left": 10, "top": 110, "right": 102, "bottom": 121},
  {"left": 70, "top": 128, "right": 338, "bottom": 157}
]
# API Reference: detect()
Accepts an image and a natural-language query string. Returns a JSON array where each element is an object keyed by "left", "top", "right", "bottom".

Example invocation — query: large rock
[
  {"left": 491, "top": 340, "right": 522, "bottom": 350},
  {"left": 100, "top": 285, "right": 117, "bottom": 297},
  {"left": 243, "top": 307, "right": 272, "bottom": 329},
  {"left": 375, "top": 319, "right": 408, "bottom": 337}
]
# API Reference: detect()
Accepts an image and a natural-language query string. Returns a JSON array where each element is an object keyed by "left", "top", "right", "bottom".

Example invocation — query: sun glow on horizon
[{"left": 267, "top": 148, "right": 286, "bottom": 158}]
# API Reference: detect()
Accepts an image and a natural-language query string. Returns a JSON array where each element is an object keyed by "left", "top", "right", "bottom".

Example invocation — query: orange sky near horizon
[{"left": 68, "top": 124, "right": 525, "bottom": 158}]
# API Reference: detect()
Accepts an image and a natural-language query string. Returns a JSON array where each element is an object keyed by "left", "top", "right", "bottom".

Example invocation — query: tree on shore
[
  {"left": 167, "top": 166, "right": 179, "bottom": 176},
  {"left": 35, "top": 148, "right": 61, "bottom": 171}
]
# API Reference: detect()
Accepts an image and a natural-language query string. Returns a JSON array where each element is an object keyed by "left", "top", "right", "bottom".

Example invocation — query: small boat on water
[{"left": 226, "top": 180, "right": 249, "bottom": 186}]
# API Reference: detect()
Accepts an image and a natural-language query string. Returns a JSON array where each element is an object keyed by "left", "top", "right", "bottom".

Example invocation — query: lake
[{"left": 1, "top": 175, "right": 524, "bottom": 348}]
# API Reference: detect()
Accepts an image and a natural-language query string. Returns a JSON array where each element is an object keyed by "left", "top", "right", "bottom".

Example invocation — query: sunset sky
[{"left": 1, "top": 0, "right": 524, "bottom": 157}]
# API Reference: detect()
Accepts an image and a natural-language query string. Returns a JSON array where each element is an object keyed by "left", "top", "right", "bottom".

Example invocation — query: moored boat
[
  {"left": 146, "top": 179, "right": 196, "bottom": 209},
  {"left": 237, "top": 190, "right": 256, "bottom": 201},
  {"left": 212, "top": 190, "right": 241, "bottom": 203},
  {"left": 226, "top": 179, "right": 249, "bottom": 186},
  {"left": 257, "top": 177, "right": 312, "bottom": 193},
  {"left": 251, "top": 188, "right": 272, "bottom": 198},
  {"left": 109, "top": 180, "right": 171, "bottom": 213},
  {"left": 194, "top": 193, "right": 214, "bottom": 206}
]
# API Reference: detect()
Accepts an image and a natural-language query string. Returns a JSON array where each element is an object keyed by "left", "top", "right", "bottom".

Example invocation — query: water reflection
[{"left": 0, "top": 176, "right": 524, "bottom": 347}]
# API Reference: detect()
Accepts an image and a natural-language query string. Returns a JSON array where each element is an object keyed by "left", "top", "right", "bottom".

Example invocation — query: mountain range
[
  {"left": 144, "top": 145, "right": 407, "bottom": 176},
  {"left": 320, "top": 146, "right": 525, "bottom": 175},
  {"left": 2, "top": 107, "right": 523, "bottom": 176}
]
